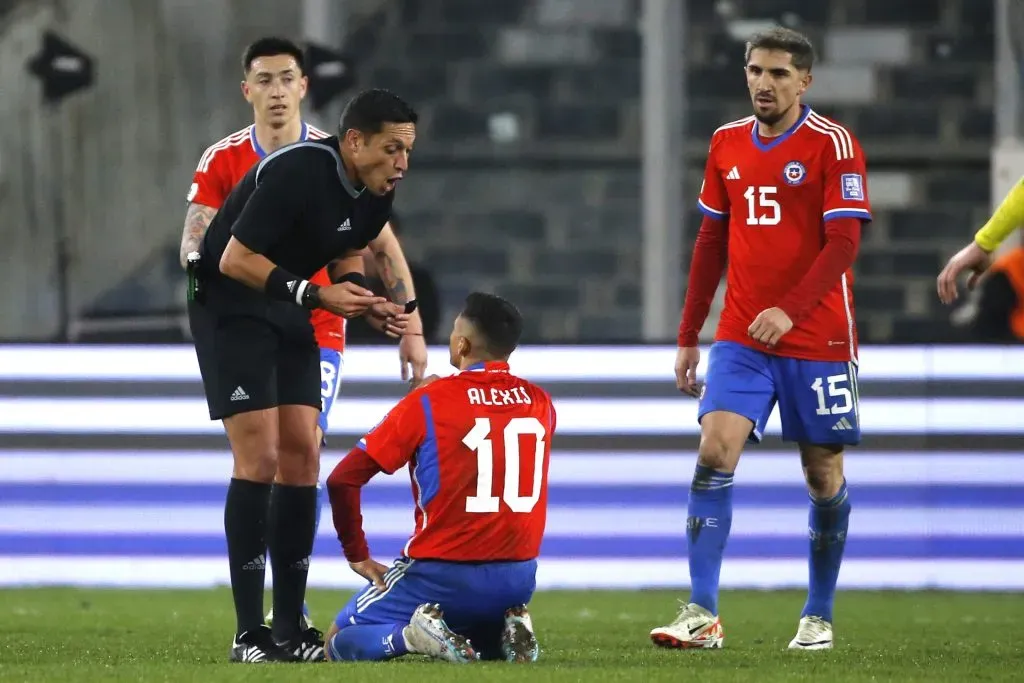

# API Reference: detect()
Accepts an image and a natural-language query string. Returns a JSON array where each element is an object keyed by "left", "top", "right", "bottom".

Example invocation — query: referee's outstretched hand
[
  {"left": 365, "top": 302, "right": 411, "bottom": 338},
  {"left": 318, "top": 282, "right": 388, "bottom": 319}
]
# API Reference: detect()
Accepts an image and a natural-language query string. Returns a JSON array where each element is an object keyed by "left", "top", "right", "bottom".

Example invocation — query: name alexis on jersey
[{"left": 467, "top": 386, "right": 533, "bottom": 406}]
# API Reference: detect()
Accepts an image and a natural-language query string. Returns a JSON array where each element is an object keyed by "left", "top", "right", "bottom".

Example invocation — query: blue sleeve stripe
[
  {"left": 824, "top": 208, "right": 872, "bottom": 222},
  {"left": 697, "top": 199, "right": 728, "bottom": 218}
]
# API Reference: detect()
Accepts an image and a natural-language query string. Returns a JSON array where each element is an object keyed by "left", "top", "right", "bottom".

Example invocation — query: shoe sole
[
  {"left": 503, "top": 621, "right": 539, "bottom": 662},
  {"left": 650, "top": 632, "right": 724, "bottom": 649},
  {"left": 416, "top": 625, "right": 476, "bottom": 663},
  {"left": 411, "top": 609, "right": 477, "bottom": 663},
  {"left": 788, "top": 641, "right": 833, "bottom": 651}
]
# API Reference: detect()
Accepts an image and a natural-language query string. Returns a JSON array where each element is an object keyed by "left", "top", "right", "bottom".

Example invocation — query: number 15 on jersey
[{"left": 744, "top": 185, "right": 781, "bottom": 226}]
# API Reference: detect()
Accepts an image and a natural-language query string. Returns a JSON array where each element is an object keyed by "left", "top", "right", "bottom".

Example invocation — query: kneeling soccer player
[{"left": 323, "top": 293, "right": 557, "bottom": 663}]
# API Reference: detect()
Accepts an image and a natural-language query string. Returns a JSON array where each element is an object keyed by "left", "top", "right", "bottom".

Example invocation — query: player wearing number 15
[
  {"left": 651, "top": 28, "right": 871, "bottom": 652},
  {"left": 323, "top": 293, "right": 554, "bottom": 664}
]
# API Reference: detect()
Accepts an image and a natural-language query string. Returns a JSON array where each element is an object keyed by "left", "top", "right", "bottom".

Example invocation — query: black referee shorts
[{"left": 188, "top": 299, "right": 321, "bottom": 421}]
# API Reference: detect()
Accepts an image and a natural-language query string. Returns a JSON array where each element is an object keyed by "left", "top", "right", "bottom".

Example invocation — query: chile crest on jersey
[{"left": 782, "top": 160, "right": 807, "bottom": 186}]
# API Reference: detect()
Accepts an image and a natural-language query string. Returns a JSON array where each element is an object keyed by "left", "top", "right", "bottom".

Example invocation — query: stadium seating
[{"left": 348, "top": 0, "right": 992, "bottom": 342}]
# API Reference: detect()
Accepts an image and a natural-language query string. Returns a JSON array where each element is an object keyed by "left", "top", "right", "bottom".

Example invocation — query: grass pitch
[{"left": 1, "top": 588, "right": 1022, "bottom": 682}]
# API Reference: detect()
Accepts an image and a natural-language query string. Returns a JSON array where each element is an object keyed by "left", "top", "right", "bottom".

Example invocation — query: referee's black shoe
[
  {"left": 281, "top": 626, "right": 327, "bottom": 662},
  {"left": 230, "top": 625, "right": 297, "bottom": 663}
]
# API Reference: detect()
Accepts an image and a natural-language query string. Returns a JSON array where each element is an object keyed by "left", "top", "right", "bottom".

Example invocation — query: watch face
[{"left": 404, "top": 300, "right": 418, "bottom": 314}]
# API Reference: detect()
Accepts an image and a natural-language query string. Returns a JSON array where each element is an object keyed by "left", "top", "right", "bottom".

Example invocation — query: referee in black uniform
[{"left": 187, "top": 89, "right": 418, "bottom": 663}]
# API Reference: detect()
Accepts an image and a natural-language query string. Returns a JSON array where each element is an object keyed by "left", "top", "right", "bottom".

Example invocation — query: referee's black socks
[
  {"left": 268, "top": 483, "right": 318, "bottom": 643},
  {"left": 224, "top": 478, "right": 272, "bottom": 636}
]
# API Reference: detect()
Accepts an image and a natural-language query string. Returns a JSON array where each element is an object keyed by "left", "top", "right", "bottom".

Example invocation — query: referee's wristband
[
  {"left": 332, "top": 270, "right": 368, "bottom": 289},
  {"left": 265, "top": 266, "right": 321, "bottom": 309}
]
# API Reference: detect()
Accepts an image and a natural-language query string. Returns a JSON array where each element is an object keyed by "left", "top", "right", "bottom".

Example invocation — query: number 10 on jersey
[{"left": 462, "top": 417, "right": 546, "bottom": 514}]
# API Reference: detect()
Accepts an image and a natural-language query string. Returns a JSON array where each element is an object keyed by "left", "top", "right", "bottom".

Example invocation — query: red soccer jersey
[
  {"left": 697, "top": 106, "right": 872, "bottom": 362},
  {"left": 187, "top": 122, "right": 346, "bottom": 351},
  {"left": 358, "top": 361, "right": 557, "bottom": 562}
]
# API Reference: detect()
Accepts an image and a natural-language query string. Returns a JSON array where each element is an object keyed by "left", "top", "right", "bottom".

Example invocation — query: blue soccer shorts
[
  {"left": 318, "top": 348, "right": 344, "bottom": 437},
  {"left": 334, "top": 557, "right": 537, "bottom": 660},
  {"left": 698, "top": 341, "right": 861, "bottom": 446}
]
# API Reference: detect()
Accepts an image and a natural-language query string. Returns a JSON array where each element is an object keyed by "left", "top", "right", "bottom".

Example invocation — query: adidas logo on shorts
[
  {"left": 230, "top": 386, "right": 250, "bottom": 402},
  {"left": 831, "top": 417, "right": 854, "bottom": 431}
]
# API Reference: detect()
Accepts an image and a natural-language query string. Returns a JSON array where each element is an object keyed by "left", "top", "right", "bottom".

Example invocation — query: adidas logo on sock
[
  {"left": 230, "top": 386, "right": 250, "bottom": 402},
  {"left": 242, "top": 554, "right": 265, "bottom": 571},
  {"left": 292, "top": 556, "right": 311, "bottom": 572}
]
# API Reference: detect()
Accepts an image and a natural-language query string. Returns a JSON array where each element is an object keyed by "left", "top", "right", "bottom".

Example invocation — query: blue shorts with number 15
[{"left": 698, "top": 341, "right": 861, "bottom": 446}]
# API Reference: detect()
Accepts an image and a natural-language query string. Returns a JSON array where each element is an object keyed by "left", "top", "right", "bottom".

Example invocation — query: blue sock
[
  {"left": 328, "top": 624, "right": 408, "bottom": 661},
  {"left": 802, "top": 480, "right": 851, "bottom": 623},
  {"left": 686, "top": 464, "right": 734, "bottom": 615}
]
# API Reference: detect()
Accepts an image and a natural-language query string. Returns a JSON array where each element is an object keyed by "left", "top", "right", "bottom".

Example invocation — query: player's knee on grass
[
  {"left": 697, "top": 411, "right": 751, "bottom": 472},
  {"left": 324, "top": 622, "right": 340, "bottom": 660},
  {"left": 799, "top": 443, "right": 845, "bottom": 499},
  {"left": 223, "top": 410, "right": 279, "bottom": 482}
]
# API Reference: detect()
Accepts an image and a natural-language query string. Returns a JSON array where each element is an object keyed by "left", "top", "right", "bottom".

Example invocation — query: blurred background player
[
  {"left": 969, "top": 233, "right": 1024, "bottom": 342},
  {"left": 178, "top": 37, "right": 427, "bottom": 644},
  {"left": 948, "top": 231, "right": 1024, "bottom": 342},
  {"left": 651, "top": 28, "right": 871, "bottom": 651},
  {"left": 323, "top": 293, "right": 554, "bottom": 664},
  {"left": 937, "top": 177, "right": 1024, "bottom": 305}
]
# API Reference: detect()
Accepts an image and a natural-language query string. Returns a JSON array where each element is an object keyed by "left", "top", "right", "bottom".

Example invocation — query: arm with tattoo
[
  {"left": 179, "top": 203, "right": 218, "bottom": 268},
  {"left": 368, "top": 223, "right": 417, "bottom": 305}
]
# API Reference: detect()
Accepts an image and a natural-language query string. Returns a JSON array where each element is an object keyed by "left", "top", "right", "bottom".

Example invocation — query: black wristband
[
  {"left": 301, "top": 283, "right": 322, "bottom": 310},
  {"left": 265, "top": 266, "right": 312, "bottom": 306},
  {"left": 332, "top": 270, "right": 368, "bottom": 289}
]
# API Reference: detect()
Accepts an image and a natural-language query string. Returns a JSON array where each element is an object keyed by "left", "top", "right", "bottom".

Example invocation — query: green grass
[{"left": 0, "top": 588, "right": 1022, "bottom": 681}]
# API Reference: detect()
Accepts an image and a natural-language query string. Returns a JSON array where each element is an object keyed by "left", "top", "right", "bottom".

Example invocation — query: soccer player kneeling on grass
[{"left": 323, "top": 293, "right": 555, "bottom": 663}]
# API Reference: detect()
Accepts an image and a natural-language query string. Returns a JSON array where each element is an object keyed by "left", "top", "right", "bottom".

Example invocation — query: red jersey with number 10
[
  {"left": 187, "top": 123, "right": 346, "bottom": 351},
  {"left": 358, "top": 361, "right": 556, "bottom": 562},
  {"left": 697, "top": 106, "right": 872, "bottom": 362}
]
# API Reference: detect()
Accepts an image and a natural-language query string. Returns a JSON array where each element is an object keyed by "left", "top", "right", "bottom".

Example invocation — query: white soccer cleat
[
  {"left": 650, "top": 602, "right": 724, "bottom": 649},
  {"left": 788, "top": 616, "right": 834, "bottom": 650},
  {"left": 501, "top": 605, "right": 540, "bottom": 662},
  {"left": 402, "top": 603, "right": 478, "bottom": 663}
]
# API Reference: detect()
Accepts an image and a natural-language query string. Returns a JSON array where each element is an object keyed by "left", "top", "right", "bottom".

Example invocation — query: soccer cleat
[
  {"left": 649, "top": 602, "right": 725, "bottom": 649},
  {"left": 281, "top": 626, "right": 326, "bottom": 662},
  {"left": 501, "top": 605, "right": 540, "bottom": 662},
  {"left": 402, "top": 603, "right": 478, "bottom": 663},
  {"left": 229, "top": 625, "right": 297, "bottom": 663},
  {"left": 265, "top": 604, "right": 314, "bottom": 632},
  {"left": 788, "top": 616, "right": 834, "bottom": 650}
]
